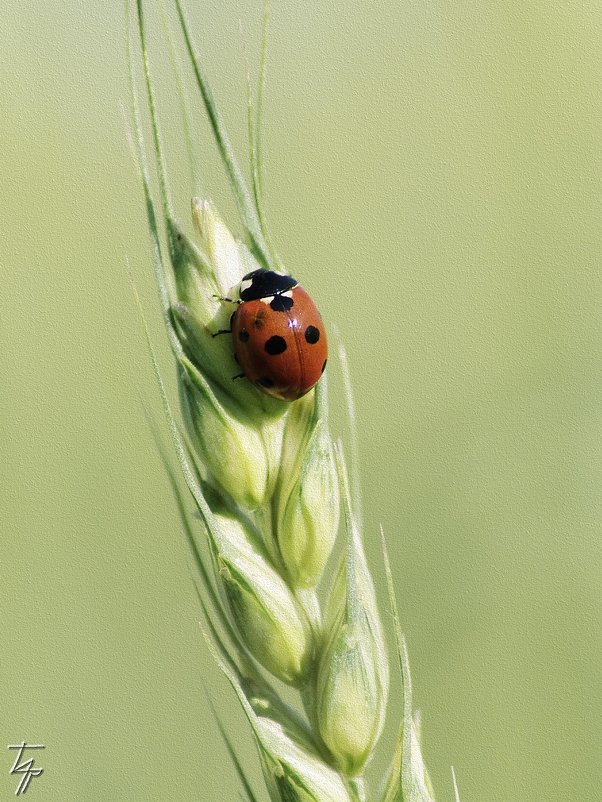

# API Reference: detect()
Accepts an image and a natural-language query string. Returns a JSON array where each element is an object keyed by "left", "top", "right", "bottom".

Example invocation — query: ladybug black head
[{"left": 239, "top": 269, "right": 297, "bottom": 301}]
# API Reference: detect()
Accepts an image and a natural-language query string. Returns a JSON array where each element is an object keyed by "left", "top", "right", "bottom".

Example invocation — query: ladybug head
[{"left": 238, "top": 268, "right": 298, "bottom": 301}]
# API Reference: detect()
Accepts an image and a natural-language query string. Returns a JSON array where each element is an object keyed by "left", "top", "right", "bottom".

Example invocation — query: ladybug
[{"left": 218, "top": 268, "right": 328, "bottom": 401}]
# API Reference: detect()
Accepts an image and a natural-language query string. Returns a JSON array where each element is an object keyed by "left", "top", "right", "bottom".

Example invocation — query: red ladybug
[{"left": 225, "top": 269, "right": 328, "bottom": 401}]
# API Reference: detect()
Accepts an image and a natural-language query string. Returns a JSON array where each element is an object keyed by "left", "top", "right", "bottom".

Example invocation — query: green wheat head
[{"left": 127, "top": 1, "right": 458, "bottom": 800}]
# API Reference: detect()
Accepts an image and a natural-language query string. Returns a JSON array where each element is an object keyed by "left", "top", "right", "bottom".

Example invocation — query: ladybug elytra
[{"left": 224, "top": 268, "right": 328, "bottom": 401}]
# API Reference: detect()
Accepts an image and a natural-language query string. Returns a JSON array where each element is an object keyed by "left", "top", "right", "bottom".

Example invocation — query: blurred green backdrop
[{"left": 1, "top": 1, "right": 600, "bottom": 800}]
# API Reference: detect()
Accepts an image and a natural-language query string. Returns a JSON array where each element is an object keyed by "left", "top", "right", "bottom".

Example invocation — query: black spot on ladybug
[
  {"left": 238, "top": 329, "right": 250, "bottom": 342},
  {"left": 270, "top": 295, "right": 294, "bottom": 312},
  {"left": 257, "top": 376, "right": 274, "bottom": 388},
  {"left": 305, "top": 325, "right": 320, "bottom": 344},
  {"left": 321, "top": 359, "right": 327, "bottom": 374},
  {"left": 265, "top": 335, "right": 287, "bottom": 355}
]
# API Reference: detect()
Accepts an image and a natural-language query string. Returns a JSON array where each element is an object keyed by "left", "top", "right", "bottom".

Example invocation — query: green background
[{"left": 1, "top": 1, "right": 600, "bottom": 799}]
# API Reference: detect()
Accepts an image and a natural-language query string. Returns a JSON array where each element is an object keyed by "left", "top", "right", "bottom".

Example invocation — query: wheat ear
[{"left": 128, "top": 1, "right": 456, "bottom": 800}]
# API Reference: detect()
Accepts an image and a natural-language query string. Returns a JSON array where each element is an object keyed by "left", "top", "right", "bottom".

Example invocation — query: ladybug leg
[
  {"left": 210, "top": 311, "right": 235, "bottom": 338},
  {"left": 231, "top": 356, "right": 246, "bottom": 380},
  {"left": 212, "top": 294, "right": 241, "bottom": 304}
]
